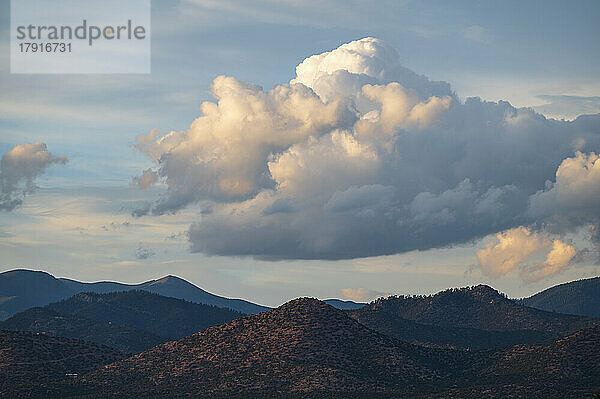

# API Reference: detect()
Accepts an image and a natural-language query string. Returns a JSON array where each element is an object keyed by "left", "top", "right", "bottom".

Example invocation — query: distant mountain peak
[
  {"left": 0, "top": 269, "right": 74, "bottom": 321},
  {"left": 148, "top": 275, "right": 196, "bottom": 287},
  {"left": 279, "top": 296, "right": 323, "bottom": 307},
  {"left": 157, "top": 274, "right": 184, "bottom": 281},
  {"left": 266, "top": 297, "right": 343, "bottom": 320},
  {"left": 468, "top": 284, "right": 505, "bottom": 300},
  {"left": 1, "top": 269, "right": 53, "bottom": 276},
  {"left": 0, "top": 269, "right": 269, "bottom": 320},
  {"left": 151, "top": 275, "right": 183, "bottom": 283}
]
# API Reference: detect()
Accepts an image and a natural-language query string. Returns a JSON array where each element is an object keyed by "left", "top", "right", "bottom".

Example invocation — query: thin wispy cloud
[
  {"left": 0, "top": 142, "right": 67, "bottom": 211},
  {"left": 533, "top": 95, "right": 600, "bottom": 120}
]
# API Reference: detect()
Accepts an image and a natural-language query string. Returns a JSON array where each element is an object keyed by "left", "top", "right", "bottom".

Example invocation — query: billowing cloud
[
  {"left": 268, "top": 130, "right": 380, "bottom": 198},
  {"left": 528, "top": 151, "right": 600, "bottom": 263},
  {"left": 290, "top": 37, "right": 453, "bottom": 102},
  {"left": 0, "top": 142, "right": 67, "bottom": 211},
  {"left": 133, "top": 37, "right": 600, "bottom": 275},
  {"left": 477, "top": 227, "right": 577, "bottom": 282},
  {"left": 525, "top": 239, "right": 577, "bottom": 282},
  {"left": 134, "top": 76, "right": 352, "bottom": 213},
  {"left": 529, "top": 151, "right": 600, "bottom": 218}
]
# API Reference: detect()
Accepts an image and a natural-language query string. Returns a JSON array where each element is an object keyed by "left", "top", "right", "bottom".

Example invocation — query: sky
[{"left": 1, "top": 0, "right": 599, "bottom": 307}]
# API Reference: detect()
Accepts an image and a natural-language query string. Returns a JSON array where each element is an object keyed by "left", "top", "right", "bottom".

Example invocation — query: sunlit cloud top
[{"left": 128, "top": 38, "right": 599, "bottom": 284}]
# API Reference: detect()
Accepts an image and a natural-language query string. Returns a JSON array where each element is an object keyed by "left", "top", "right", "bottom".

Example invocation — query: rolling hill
[
  {"left": 0, "top": 330, "right": 125, "bottom": 391},
  {"left": 0, "top": 269, "right": 270, "bottom": 320},
  {"left": 0, "top": 306, "right": 163, "bottom": 353},
  {"left": 4, "top": 298, "right": 600, "bottom": 398},
  {"left": 482, "top": 325, "right": 600, "bottom": 387},
  {"left": 428, "top": 325, "right": 600, "bottom": 398},
  {"left": 0, "top": 290, "right": 245, "bottom": 353},
  {"left": 520, "top": 276, "right": 600, "bottom": 317},
  {"left": 348, "top": 284, "right": 598, "bottom": 349},
  {"left": 348, "top": 309, "right": 549, "bottom": 350},
  {"left": 45, "top": 290, "right": 245, "bottom": 340},
  {"left": 47, "top": 298, "right": 468, "bottom": 398}
]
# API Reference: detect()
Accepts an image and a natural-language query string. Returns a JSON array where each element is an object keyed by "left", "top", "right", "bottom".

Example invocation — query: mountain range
[
  {"left": 30, "top": 298, "right": 466, "bottom": 397},
  {"left": 0, "top": 269, "right": 370, "bottom": 323},
  {"left": 1, "top": 290, "right": 245, "bottom": 353},
  {"left": 0, "top": 269, "right": 269, "bottom": 320},
  {"left": 348, "top": 284, "right": 597, "bottom": 349},
  {"left": 7, "top": 298, "right": 599, "bottom": 398},
  {"left": 1, "top": 269, "right": 600, "bottom": 397},
  {"left": 4, "top": 269, "right": 599, "bottom": 320}
]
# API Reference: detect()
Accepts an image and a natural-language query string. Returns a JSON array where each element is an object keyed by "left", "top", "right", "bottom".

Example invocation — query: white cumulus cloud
[
  {"left": 477, "top": 227, "right": 576, "bottom": 282},
  {"left": 529, "top": 151, "right": 600, "bottom": 217},
  {"left": 133, "top": 37, "right": 600, "bottom": 276}
]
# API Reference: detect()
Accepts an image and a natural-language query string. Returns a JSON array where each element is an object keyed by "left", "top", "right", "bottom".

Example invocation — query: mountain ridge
[
  {"left": 15, "top": 297, "right": 599, "bottom": 398},
  {"left": 0, "top": 290, "right": 245, "bottom": 353},
  {"left": 0, "top": 269, "right": 270, "bottom": 320},
  {"left": 520, "top": 276, "right": 600, "bottom": 317},
  {"left": 0, "top": 269, "right": 74, "bottom": 320},
  {"left": 59, "top": 274, "right": 271, "bottom": 314},
  {"left": 348, "top": 284, "right": 598, "bottom": 349},
  {"left": 49, "top": 298, "right": 460, "bottom": 397}
]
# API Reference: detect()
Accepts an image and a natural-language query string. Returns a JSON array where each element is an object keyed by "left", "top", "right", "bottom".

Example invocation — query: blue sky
[{"left": 1, "top": 1, "right": 599, "bottom": 306}]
